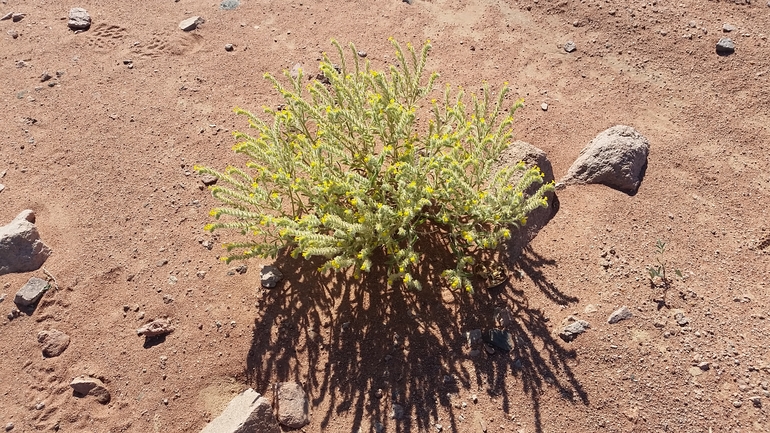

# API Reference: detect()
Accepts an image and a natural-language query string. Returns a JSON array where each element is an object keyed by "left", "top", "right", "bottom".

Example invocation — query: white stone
[{"left": 200, "top": 388, "right": 280, "bottom": 433}]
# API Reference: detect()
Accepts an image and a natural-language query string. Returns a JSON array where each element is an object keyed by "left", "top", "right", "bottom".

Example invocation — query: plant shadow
[{"left": 243, "top": 208, "right": 587, "bottom": 432}]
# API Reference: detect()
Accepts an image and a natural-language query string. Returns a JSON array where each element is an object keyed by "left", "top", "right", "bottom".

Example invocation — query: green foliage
[
  {"left": 195, "top": 39, "right": 554, "bottom": 293},
  {"left": 647, "top": 239, "right": 683, "bottom": 287}
]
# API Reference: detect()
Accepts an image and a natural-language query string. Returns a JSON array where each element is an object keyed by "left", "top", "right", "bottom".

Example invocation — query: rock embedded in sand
[
  {"left": 136, "top": 317, "right": 174, "bottom": 337},
  {"left": 38, "top": 329, "right": 70, "bottom": 357}
]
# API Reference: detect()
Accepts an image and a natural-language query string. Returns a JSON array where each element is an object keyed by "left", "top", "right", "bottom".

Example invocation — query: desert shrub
[{"left": 195, "top": 39, "right": 554, "bottom": 293}]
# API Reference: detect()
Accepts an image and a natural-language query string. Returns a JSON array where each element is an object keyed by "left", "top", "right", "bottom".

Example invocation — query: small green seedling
[{"left": 647, "top": 240, "right": 683, "bottom": 288}]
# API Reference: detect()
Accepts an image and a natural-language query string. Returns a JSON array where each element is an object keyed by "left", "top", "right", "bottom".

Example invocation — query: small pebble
[
  {"left": 733, "top": 400, "right": 742, "bottom": 408},
  {"left": 563, "top": 40, "right": 577, "bottom": 53},
  {"left": 722, "top": 23, "right": 736, "bottom": 32},
  {"left": 541, "top": 102, "right": 548, "bottom": 111},
  {"left": 5, "top": 423, "right": 14, "bottom": 432},
  {"left": 224, "top": 43, "right": 234, "bottom": 52},
  {"left": 357, "top": 51, "right": 367, "bottom": 58}
]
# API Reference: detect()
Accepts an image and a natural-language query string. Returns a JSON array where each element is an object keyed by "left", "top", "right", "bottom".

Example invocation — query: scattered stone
[
  {"left": 723, "top": 23, "right": 737, "bottom": 32},
  {"left": 373, "top": 421, "right": 385, "bottom": 433},
  {"left": 563, "top": 40, "right": 577, "bottom": 52},
  {"left": 260, "top": 265, "right": 282, "bottom": 288},
  {"left": 733, "top": 400, "right": 742, "bottom": 408},
  {"left": 40, "top": 72, "right": 52, "bottom": 82},
  {"left": 750, "top": 396, "right": 762, "bottom": 407},
  {"left": 607, "top": 306, "right": 633, "bottom": 324},
  {"left": 674, "top": 312, "right": 690, "bottom": 326},
  {"left": 179, "top": 16, "right": 204, "bottom": 31},
  {"left": 483, "top": 343, "right": 495, "bottom": 355},
  {"left": 224, "top": 43, "right": 234, "bottom": 52},
  {"left": 4, "top": 423, "right": 13, "bottom": 431},
  {"left": 561, "top": 125, "right": 650, "bottom": 195},
  {"left": 156, "top": 259, "right": 168, "bottom": 267},
  {"left": 275, "top": 382, "right": 310, "bottom": 428},
  {"left": 228, "top": 264, "right": 248, "bottom": 275},
  {"left": 716, "top": 37, "right": 735, "bottom": 55},
  {"left": 220, "top": 0, "right": 240, "bottom": 10},
  {"left": 0, "top": 210, "right": 51, "bottom": 275},
  {"left": 68, "top": 8, "right": 91, "bottom": 31},
  {"left": 559, "top": 317, "right": 590, "bottom": 342},
  {"left": 374, "top": 388, "right": 383, "bottom": 398},
  {"left": 494, "top": 307, "right": 514, "bottom": 327},
  {"left": 11, "top": 12, "right": 24, "bottom": 22},
  {"left": 7, "top": 29, "right": 18, "bottom": 39},
  {"left": 136, "top": 318, "right": 174, "bottom": 337},
  {"left": 541, "top": 102, "right": 548, "bottom": 111},
  {"left": 0, "top": 184, "right": 4, "bottom": 192},
  {"left": 688, "top": 366, "right": 703, "bottom": 376},
  {"left": 698, "top": 361, "right": 711, "bottom": 371},
  {"left": 0, "top": 293, "right": 5, "bottom": 302},
  {"left": 390, "top": 403, "right": 405, "bottom": 420},
  {"left": 200, "top": 174, "right": 218, "bottom": 186},
  {"left": 584, "top": 304, "right": 598, "bottom": 314},
  {"left": 471, "top": 394, "right": 478, "bottom": 403},
  {"left": 0, "top": 12, "right": 12, "bottom": 20},
  {"left": 484, "top": 328, "right": 514, "bottom": 352},
  {"left": 14, "top": 277, "right": 49, "bottom": 307},
  {"left": 200, "top": 388, "right": 280, "bottom": 433},
  {"left": 357, "top": 51, "right": 367, "bottom": 58},
  {"left": 70, "top": 376, "right": 111, "bottom": 404},
  {"left": 466, "top": 329, "right": 482, "bottom": 346},
  {"left": 34, "top": 402, "right": 44, "bottom": 410},
  {"left": 37, "top": 329, "right": 70, "bottom": 357}
]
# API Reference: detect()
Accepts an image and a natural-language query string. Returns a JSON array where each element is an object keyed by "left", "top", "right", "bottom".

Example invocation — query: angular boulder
[
  {"left": 562, "top": 125, "right": 649, "bottom": 195},
  {"left": 68, "top": 7, "right": 91, "bottom": 31},
  {"left": 275, "top": 382, "right": 309, "bottom": 428},
  {"left": 200, "top": 388, "right": 280, "bottom": 433},
  {"left": 559, "top": 317, "right": 590, "bottom": 342},
  {"left": 14, "top": 277, "right": 49, "bottom": 306},
  {"left": 0, "top": 210, "right": 52, "bottom": 275}
]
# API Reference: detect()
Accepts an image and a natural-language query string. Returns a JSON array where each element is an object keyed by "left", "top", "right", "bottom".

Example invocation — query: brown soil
[{"left": 1, "top": 0, "right": 769, "bottom": 432}]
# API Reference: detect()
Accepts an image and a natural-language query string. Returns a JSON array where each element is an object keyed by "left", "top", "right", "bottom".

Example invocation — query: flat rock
[
  {"left": 38, "top": 329, "right": 70, "bottom": 357},
  {"left": 559, "top": 317, "right": 590, "bottom": 342},
  {"left": 563, "top": 40, "right": 577, "bottom": 52},
  {"left": 275, "top": 382, "right": 309, "bottom": 428},
  {"left": 179, "top": 16, "right": 204, "bottom": 31},
  {"left": 716, "top": 37, "right": 735, "bottom": 56},
  {"left": 14, "top": 277, "right": 48, "bottom": 306},
  {"left": 0, "top": 210, "right": 52, "bottom": 275},
  {"left": 136, "top": 318, "right": 174, "bottom": 337},
  {"left": 261, "top": 265, "right": 283, "bottom": 288},
  {"left": 484, "top": 328, "right": 513, "bottom": 352},
  {"left": 561, "top": 125, "right": 649, "bottom": 194},
  {"left": 68, "top": 8, "right": 91, "bottom": 31},
  {"left": 200, "top": 388, "right": 280, "bottom": 433},
  {"left": 607, "top": 306, "right": 633, "bottom": 324},
  {"left": 0, "top": 12, "right": 13, "bottom": 21},
  {"left": 70, "top": 376, "right": 111, "bottom": 404}
]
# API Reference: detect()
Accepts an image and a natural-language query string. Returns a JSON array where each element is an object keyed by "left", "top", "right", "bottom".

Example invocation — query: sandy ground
[{"left": 1, "top": 0, "right": 770, "bottom": 432}]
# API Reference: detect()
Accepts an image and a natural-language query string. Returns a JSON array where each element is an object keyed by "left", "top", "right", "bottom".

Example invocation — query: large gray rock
[
  {"left": 200, "top": 388, "right": 280, "bottom": 433},
  {"left": 562, "top": 125, "right": 649, "bottom": 194},
  {"left": 68, "top": 8, "right": 91, "bottom": 30},
  {"left": 0, "top": 210, "right": 52, "bottom": 275},
  {"left": 14, "top": 277, "right": 49, "bottom": 306},
  {"left": 275, "top": 382, "right": 309, "bottom": 428},
  {"left": 38, "top": 329, "right": 70, "bottom": 357}
]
